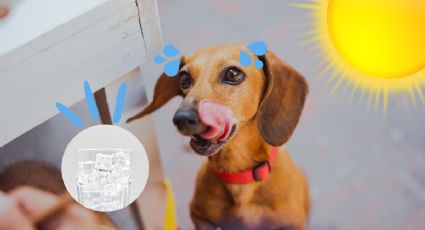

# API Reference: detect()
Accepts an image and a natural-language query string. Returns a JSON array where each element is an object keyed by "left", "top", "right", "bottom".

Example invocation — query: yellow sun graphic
[{"left": 294, "top": 0, "right": 425, "bottom": 112}]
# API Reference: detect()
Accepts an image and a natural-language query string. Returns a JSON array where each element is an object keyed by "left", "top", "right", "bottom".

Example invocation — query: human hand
[
  {"left": 0, "top": 186, "right": 97, "bottom": 230},
  {"left": 0, "top": 4, "right": 8, "bottom": 19}
]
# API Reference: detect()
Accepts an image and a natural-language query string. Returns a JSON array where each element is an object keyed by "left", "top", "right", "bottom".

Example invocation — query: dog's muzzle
[
  {"left": 173, "top": 108, "right": 208, "bottom": 136},
  {"left": 172, "top": 99, "right": 235, "bottom": 156}
]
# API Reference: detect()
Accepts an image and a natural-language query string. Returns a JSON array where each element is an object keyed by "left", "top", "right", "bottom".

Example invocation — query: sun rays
[{"left": 292, "top": 0, "right": 425, "bottom": 113}]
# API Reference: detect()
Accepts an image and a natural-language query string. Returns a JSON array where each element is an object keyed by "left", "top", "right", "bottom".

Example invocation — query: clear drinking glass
[{"left": 76, "top": 148, "right": 132, "bottom": 211}]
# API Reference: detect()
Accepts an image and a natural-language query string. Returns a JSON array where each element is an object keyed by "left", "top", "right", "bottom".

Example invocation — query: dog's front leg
[{"left": 190, "top": 209, "right": 217, "bottom": 230}]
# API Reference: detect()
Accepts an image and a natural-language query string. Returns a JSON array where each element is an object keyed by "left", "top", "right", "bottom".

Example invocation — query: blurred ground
[{"left": 147, "top": 0, "right": 425, "bottom": 229}]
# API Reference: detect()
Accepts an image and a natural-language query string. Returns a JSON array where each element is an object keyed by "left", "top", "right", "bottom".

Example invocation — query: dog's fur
[{"left": 129, "top": 45, "right": 310, "bottom": 229}]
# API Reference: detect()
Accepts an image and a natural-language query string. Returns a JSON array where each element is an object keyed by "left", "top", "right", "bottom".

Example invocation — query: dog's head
[{"left": 128, "top": 45, "right": 308, "bottom": 156}]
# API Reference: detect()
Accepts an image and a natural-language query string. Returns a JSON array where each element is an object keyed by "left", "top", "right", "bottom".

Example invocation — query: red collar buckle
[{"left": 253, "top": 160, "right": 271, "bottom": 181}]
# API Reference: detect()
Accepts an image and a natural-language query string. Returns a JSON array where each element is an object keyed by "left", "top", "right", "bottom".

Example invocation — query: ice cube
[
  {"left": 77, "top": 175, "right": 89, "bottom": 185},
  {"left": 117, "top": 179, "right": 130, "bottom": 200},
  {"left": 115, "top": 151, "right": 130, "bottom": 161},
  {"left": 113, "top": 166, "right": 130, "bottom": 180},
  {"left": 88, "top": 173, "right": 100, "bottom": 184},
  {"left": 97, "top": 171, "right": 109, "bottom": 185},
  {"left": 114, "top": 151, "right": 131, "bottom": 170},
  {"left": 106, "top": 171, "right": 120, "bottom": 184},
  {"left": 95, "top": 153, "right": 114, "bottom": 171},
  {"left": 78, "top": 183, "right": 103, "bottom": 208},
  {"left": 78, "top": 161, "right": 95, "bottom": 176},
  {"left": 77, "top": 152, "right": 132, "bottom": 211},
  {"left": 82, "top": 183, "right": 99, "bottom": 192},
  {"left": 77, "top": 173, "right": 99, "bottom": 187},
  {"left": 103, "top": 184, "right": 119, "bottom": 197},
  {"left": 116, "top": 159, "right": 130, "bottom": 170}
]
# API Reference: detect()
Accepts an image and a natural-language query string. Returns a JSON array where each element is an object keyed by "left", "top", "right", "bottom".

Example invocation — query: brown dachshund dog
[{"left": 128, "top": 44, "right": 310, "bottom": 230}]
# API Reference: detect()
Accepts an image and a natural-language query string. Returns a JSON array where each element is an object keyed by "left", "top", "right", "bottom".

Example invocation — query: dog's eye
[
  {"left": 179, "top": 72, "right": 193, "bottom": 89},
  {"left": 223, "top": 67, "right": 246, "bottom": 85}
]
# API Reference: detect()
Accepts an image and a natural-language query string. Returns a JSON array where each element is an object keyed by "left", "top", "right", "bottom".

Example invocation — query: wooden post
[
  {"left": 94, "top": 88, "right": 113, "bottom": 125},
  {"left": 94, "top": 87, "right": 145, "bottom": 229}
]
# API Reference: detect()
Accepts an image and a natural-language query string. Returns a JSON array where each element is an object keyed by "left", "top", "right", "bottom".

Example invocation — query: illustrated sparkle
[{"left": 76, "top": 151, "right": 131, "bottom": 211}]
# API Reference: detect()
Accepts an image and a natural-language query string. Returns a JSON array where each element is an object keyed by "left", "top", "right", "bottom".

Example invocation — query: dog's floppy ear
[
  {"left": 257, "top": 51, "right": 308, "bottom": 146},
  {"left": 127, "top": 72, "right": 183, "bottom": 123}
]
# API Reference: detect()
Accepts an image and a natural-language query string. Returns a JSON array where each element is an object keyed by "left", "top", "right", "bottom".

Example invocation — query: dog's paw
[{"left": 154, "top": 44, "right": 182, "bottom": 77}]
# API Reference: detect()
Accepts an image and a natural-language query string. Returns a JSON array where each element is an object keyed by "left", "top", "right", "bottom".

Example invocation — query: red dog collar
[{"left": 212, "top": 147, "right": 279, "bottom": 184}]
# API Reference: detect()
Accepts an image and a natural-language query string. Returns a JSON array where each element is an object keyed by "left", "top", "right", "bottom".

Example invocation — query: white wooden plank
[
  {"left": 0, "top": 0, "right": 132, "bottom": 71},
  {"left": 136, "top": 0, "right": 163, "bottom": 104},
  {"left": 136, "top": 0, "right": 163, "bottom": 58},
  {"left": 0, "top": 0, "right": 109, "bottom": 56},
  {"left": 0, "top": 0, "right": 148, "bottom": 146}
]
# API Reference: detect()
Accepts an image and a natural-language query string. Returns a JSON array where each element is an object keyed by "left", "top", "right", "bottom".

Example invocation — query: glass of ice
[{"left": 76, "top": 148, "right": 132, "bottom": 211}]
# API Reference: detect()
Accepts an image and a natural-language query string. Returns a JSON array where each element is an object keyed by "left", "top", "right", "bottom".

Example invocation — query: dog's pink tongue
[{"left": 198, "top": 99, "right": 233, "bottom": 141}]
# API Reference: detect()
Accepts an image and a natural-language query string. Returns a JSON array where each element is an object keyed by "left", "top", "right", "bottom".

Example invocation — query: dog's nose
[{"left": 173, "top": 109, "right": 202, "bottom": 135}]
